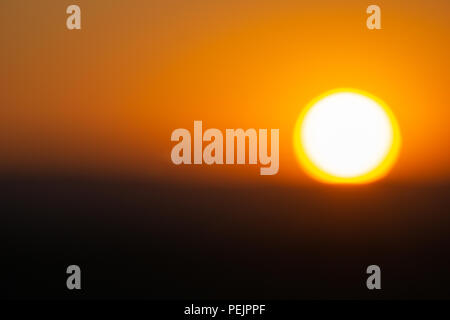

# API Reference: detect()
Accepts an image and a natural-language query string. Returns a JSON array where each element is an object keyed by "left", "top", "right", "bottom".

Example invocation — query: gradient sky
[{"left": 1, "top": 0, "right": 449, "bottom": 185}]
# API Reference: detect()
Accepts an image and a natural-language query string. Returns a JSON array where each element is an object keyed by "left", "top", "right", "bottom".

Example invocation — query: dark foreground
[{"left": 2, "top": 175, "right": 449, "bottom": 299}]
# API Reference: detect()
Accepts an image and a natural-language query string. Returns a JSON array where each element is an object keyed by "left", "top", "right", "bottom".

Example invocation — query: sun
[{"left": 294, "top": 89, "right": 401, "bottom": 184}]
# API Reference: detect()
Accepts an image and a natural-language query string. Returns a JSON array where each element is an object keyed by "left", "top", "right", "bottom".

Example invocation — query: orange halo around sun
[{"left": 293, "top": 88, "right": 402, "bottom": 184}]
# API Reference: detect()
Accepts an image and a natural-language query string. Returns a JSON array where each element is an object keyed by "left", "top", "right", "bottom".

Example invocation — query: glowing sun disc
[{"left": 294, "top": 89, "right": 401, "bottom": 184}]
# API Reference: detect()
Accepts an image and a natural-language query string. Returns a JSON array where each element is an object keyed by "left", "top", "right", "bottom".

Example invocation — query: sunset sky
[{"left": 1, "top": 0, "right": 449, "bottom": 185}]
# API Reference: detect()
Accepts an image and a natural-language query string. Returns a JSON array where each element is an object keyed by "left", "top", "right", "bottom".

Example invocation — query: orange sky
[{"left": 1, "top": 0, "right": 449, "bottom": 185}]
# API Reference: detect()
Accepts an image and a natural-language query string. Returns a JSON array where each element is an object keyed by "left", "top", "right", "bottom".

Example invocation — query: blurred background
[{"left": 1, "top": 0, "right": 449, "bottom": 299}]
